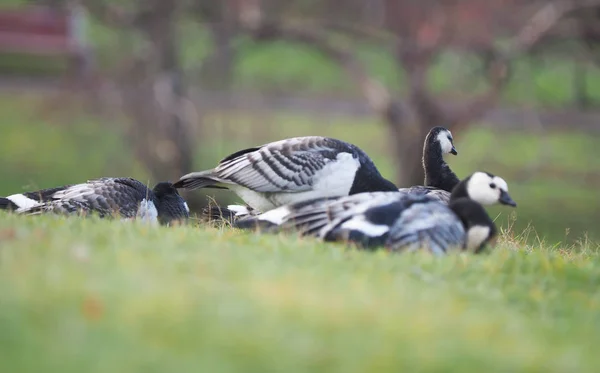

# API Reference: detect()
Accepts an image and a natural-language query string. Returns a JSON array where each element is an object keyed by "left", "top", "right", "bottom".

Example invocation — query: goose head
[
  {"left": 451, "top": 172, "right": 517, "bottom": 207},
  {"left": 427, "top": 126, "right": 458, "bottom": 156},
  {"left": 152, "top": 182, "right": 190, "bottom": 224}
]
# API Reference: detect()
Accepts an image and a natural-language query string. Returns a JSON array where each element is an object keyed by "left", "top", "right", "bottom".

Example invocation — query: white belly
[{"left": 229, "top": 186, "right": 278, "bottom": 212}]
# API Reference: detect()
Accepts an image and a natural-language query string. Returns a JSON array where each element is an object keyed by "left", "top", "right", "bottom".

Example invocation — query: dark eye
[
  {"left": 447, "top": 136, "right": 452, "bottom": 141},
  {"left": 489, "top": 183, "right": 496, "bottom": 189}
]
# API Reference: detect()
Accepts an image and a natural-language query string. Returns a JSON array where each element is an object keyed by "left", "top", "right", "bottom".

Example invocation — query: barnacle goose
[
  {"left": 234, "top": 172, "right": 517, "bottom": 255},
  {"left": 0, "top": 178, "right": 190, "bottom": 225},
  {"left": 203, "top": 126, "right": 459, "bottom": 223},
  {"left": 173, "top": 136, "right": 398, "bottom": 212},
  {"left": 396, "top": 126, "right": 460, "bottom": 204}
]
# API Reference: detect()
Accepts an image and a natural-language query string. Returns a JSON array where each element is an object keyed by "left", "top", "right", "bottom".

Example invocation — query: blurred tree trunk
[
  {"left": 573, "top": 61, "right": 590, "bottom": 109},
  {"left": 204, "top": 24, "right": 237, "bottom": 91},
  {"left": 85, "top": 0, "right": 196, "bottom": 182},
  {"left": 194, "top": 1, "right": 238, "bottom": 91},
  {"left": 142, "top": 0, "right": 194, "bottom": 179}
]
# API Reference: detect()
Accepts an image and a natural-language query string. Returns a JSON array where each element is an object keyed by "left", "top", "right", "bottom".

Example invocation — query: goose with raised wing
[
  {"left": 174, "top": 136, "right": 399, "bottom": 212},
  {"left": 0, "top": 178, "right": 190, "bottom": 225},
  {"left": 234, "top": 172, "right": 517, "bottom": 255}
]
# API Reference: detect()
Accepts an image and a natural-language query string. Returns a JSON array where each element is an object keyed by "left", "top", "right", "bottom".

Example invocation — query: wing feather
[
  {"left": 385, "top": 202, "right": 465, "bottom": 254},
  {"left": 397, "top": 186, "right": 451, "bottom": 204},
  {"left": 21, "top": 178, "right": 151, "bottom": 218},
  {"left": 213, "top": 137, "right": 352, "bottom": 193}
]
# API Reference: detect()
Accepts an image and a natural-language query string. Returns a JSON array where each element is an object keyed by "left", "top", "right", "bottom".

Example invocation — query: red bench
[{"left": 0, "top": 6, "right": 91, "bottom": 76}]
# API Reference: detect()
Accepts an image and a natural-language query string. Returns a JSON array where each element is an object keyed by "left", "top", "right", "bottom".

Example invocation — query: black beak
[
  {"left": 499, "top": 190, "right": 517, "bottom": 207},
  {"left": 450, "top": 146, "right": 458, "bottom": 155}
]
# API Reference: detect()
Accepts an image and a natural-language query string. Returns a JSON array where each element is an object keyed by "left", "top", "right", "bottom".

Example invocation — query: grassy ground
[{"left": 0, "top": 214, "right": 599, "bottom": 372}]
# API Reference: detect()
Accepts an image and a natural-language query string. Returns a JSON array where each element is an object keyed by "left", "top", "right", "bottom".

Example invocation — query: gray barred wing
[
  {"left": 386, "top": 201, "right": 465, "bottom": 254},
  {"left": 25, "top": 178, "right": 152, "bottom": 218},
  {"left": 214, "top": 137, "right": 354, "bottom": 193}
]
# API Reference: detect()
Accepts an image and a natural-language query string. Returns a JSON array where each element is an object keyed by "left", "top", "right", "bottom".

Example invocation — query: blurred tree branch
[{"left": 234, "top": 0, "right": 600, "bottom": 186}]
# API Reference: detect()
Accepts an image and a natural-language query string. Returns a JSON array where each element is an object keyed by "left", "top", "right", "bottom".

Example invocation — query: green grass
[
  {"left": 0, "top": 93, "right": 147, "bottom": 194},
  {"left": 0, "top": 214, "right": 599, "bottom": 372}
]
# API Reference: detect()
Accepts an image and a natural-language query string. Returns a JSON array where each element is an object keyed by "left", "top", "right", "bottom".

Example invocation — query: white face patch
[
  {"left": 465, "top": 225, "right": 491, "bottom": 251},
  {"left": 436, "top": 130, "right": 454, "bottom": 154},
  {"left": 7, "top": 194, "right": 41, "bottom": 211},
  {"left": 466, "top": 172, "right": 502, "bottom": 205},
  {"left": 492, "top": 176, "right": 508, "bottom": 193}
]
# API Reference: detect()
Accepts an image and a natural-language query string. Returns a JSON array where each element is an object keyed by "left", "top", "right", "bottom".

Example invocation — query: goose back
[{"left": 175, "top": 136, "right": 396, "bottom": 212}]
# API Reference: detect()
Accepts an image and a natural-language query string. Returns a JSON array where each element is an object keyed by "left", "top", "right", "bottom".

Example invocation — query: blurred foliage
[{"left": 2, "top": 15, "right": 600, "bottom": 107}]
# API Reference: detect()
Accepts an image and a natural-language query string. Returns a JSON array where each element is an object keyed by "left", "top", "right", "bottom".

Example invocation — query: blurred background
[{"left": 0, "top": 0, "right": 599, "bottom": 245}]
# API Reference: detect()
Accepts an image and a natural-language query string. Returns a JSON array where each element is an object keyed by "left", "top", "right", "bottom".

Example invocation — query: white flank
[
  {"left": 436, "top": 130, "right": 454, "bottom": 154},
  {"left": 136, "top": 198, "right": 159, "bottom": 224},
  {"left": 183, "top": 202, "right": 190, "bottom": 214},
  {"left": 257, "top": 206, "right": 291, "bottom": 225},
  {"left": 228, "top": 186, "right": 277, "bottom": 213},
  {"left": 227, "top": 204, "right": 252, "bottom": 216},
  {"left": 339, "top": 216, "right": 389, "bottom": 236},
  {"left": 7, "top": 194, "right": 41, "bottom": 211},
  {"left": 465, "top": 225, "right": 491, "bottom": 251}
]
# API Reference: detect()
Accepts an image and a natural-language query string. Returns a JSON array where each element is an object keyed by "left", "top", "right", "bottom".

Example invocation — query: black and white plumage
[
  {"left": 173, "top": 136, "right": 398, "bottom": 213},
  {"left": 202, "top": 126, "right": 459, "bottom": 224},
  {"left": 396, "top": 126, "right": 460, "bottom": 204},
  {"left": 0, "top": 178, "right": 190, "bottom": 225},
  {"left": 234, "top": 172, "right": 517, "bottom": 255}
]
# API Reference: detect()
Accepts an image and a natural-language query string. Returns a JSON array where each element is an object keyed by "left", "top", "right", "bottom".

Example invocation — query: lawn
[{"left": 0, "top": 214, "right": 599, "bottom": 372}]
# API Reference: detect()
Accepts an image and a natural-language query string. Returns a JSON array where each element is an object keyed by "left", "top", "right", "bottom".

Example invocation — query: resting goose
[
  {"left": 203, "top": 126, "right": 460, "bottom": 223},
  {"left": 0, "top": 178, "right": 190, "bottom": 225},
  {"left": 395, "top": 126, "right": 460, "bottom": 204},
  {"left": 173, "top": 136, "right": 398, "bottom": 213},
  {"left": 234, "top": 172, "right": 517, "bottom": 255}
]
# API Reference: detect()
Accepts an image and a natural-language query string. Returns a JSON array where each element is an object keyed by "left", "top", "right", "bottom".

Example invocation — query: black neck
[
  {"left": 349, "top": 154, "right": 398, "bottom": 194},
  {"left": 422, "top": 137, "right": 460, "bottom": 192},
  {"left": 448, "top": 197, "right": 497, "bottom": 252},
  {"left": 349, "top": 173, "right": 398, "bottom": 194}
]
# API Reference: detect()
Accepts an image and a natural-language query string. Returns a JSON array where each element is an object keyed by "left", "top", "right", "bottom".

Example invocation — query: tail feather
[
  {"left": 202, "top": 205, "right": 237, "bottom": 225},
  {"left": 233, "top": 217, "right": 278, "bottom": 231},
  {"left": 0, "top": 197, "right": 18, "bottom": 211},
  {"left": 203, "top": 204, "right": 258, "bottom": 225},
  {"left": 173, "top": 171, "right": 227, "bottom": 190}
]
